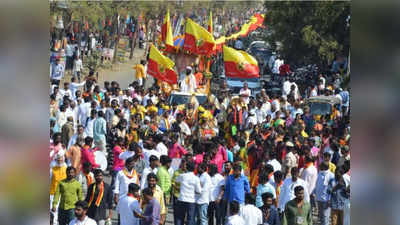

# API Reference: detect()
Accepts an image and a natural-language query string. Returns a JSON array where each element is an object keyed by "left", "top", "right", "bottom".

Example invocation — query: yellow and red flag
[
  {"left": 147, "top": 44, "right": 178, "bottom": 85},
  {"left": 183, "top": 18, "right": 215, "bottom": 55},
  {"left": 223, "top": 45, "right": 259, "bottom": 78},
  {"left": 208, "top": 11, "right": 213, "bottom": 34},
  {"left": 161, "top": 10, "right": 174, "bottom": 52}
]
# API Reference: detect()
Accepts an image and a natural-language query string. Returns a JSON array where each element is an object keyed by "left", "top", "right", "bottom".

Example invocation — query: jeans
[
  {"left": 175, "top": 200, "right": 196, "bottom": 225},
  {"left": 196, "top": 203, "right": 208, "bottom": 225},
  {"left": 208, "top": 201, "right": 223, "bottom": 225},
  {"left": 317, "top": 201, "right": 331, "bottom": 225},
  {"left": 58, "top": 208, "right": 75, "bottom": 225}
]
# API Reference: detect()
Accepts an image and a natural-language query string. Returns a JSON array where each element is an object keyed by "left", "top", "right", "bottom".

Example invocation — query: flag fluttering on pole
[
  {"left": 223, "top": 45, "right": 259, "bottom": 78},
  {"left": 161, "top": 9, "right": 175, "bottom": 52},
  {"left": 183, "top": 18, "right": 215, "bottom": 55},
  {"left": 147, "top": 44, "right": 178, "bottom": 85},
  {"left": 208, "top": 11, "right": 213, "bottom": 34}
]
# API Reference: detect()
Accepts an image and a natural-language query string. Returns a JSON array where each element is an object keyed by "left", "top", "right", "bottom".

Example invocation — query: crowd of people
[{"left": 49, "top": 6, "right": 350, "bottom": 225}]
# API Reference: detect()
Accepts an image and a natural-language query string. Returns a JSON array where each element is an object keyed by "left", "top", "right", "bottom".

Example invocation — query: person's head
[
  {"left": 97, "top": 110, "right": 104, "bottom": 118},
  {"left": 142, "top": 187, "right": 154, "bottom": 202},
  {"left": 243, "top": 82, "right": 248, "bottom": 89},
  {"left": 186, "top": 66, "right": 192, "bottom": 75},
  {"left": 229, "top": 201, "right": 240, "bottom": 215},
  {"left": 128, "top": 183, "right": 140, "bottom": 198},
  {"left": 84, "top": 136, "right": 93, "bottom": 146},
  {"left": 93, "top": 169, "right": 103, "bottom": 183},
  {"left": 90, "top": 109, "right": 97, "bottom": 119},
  {"left": 82, "top": 162, "right": 92, "bottom": 174},
  {"left": 197, "top": 163, "right": 208, "bottom": 174},
  {"left": 245, "top": 192, "right": 256, "bottom": 205},
  {"left": 66, "top": 166, "right": 76, "bottom": 180},
  {"left": 294, "top": 185, "right": 305, "bottom": 201},
  {"left": 232, "top": 163, "right": 242, "bottom": 178},
  {"left": 74, "top": 200, "right": 89, "bottom": 219},
  {"left": 149, "top": 155, "right": 160, "bottom": 168},
  {"left": 208, "top": 164, "right": 218, "bottom": 177},
  {"left": 147, "top": 173, "right": 158, "bottom": 189},
  {"left": 140, "top": 60, "right": 146, "bottom": 65},
  {"left": 274, "top": 170, "right": 283, "bottom": 184},
  {"left": 323, "top": 152, "right": 332, "bottom": 162},
  {"left": 160, "top": 155, "right": 172, "bottom": 169},
  {"left": 261, "top": 192, "right": 274, "bottom": 208},
  {"left": 186, "top": 161, "right": 196, "bottom": 172},
  {"left": 125, "top": 156, "right": 136, "bottom": 171},
  {"left": 224, "top": 161, "right": 232, "bottom": 174},
  {"left": 319, "top": 161, "right": 329, "bottom": 171},
  {"left": 291, "top": 167, "right": 299, "bottom": 181}
]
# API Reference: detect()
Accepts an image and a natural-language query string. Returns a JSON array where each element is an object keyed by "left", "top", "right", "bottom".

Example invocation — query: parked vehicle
[{"left": 306, "top": 96, "right": 341, "bottom": 116}]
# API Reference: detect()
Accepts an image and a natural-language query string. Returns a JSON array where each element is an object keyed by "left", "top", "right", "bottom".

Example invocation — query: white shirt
[
  {"left": 278, "top": 177, "right": 310, "bottom": 211},
  {"left": 196, "top": 172, "right": 212, "bottom": 204},
  {"left": 180, "top": 74, "right": 197, "bottom": 93},
  {"left": 114, "top": 169, "right": 139, "bottom": 199},
  {"left": 226, "top": 214, "right": 245, "bottom": 225},
  {"left": 179, "top": 121, "right": 192, "bottom": 136},
  {"left": 156, "top": 142, "right": 169, "bottom": 156},
  {"left": 68, "top": 216, "right": 97, "bottom": 225},
  {"left": 117, "top": 195, "right": 142, "bottom": 225},
  {"left": 60, "top": 89, "right": 73, "bottom": 99},
  {"left": 140, "top": 167, "right": 158, "bottom": 190},
  {"left": 267, "top": 159, "right": 282, "bottom": 172},
  {"left": 239, "top": 88, "right": 251, "bottom": 104},
  {"left": 300, "top": 165, "right": 318, "bottom": 195},
  {"left": 143, "top": 148, "right": 162, "bottom": 167},
  {"left": 70, "top": 81, "right": 85, "bottom": 99},
  {"left": 73, "top": 59, "right": 83, "bottom": 73},
  {"left": 176, "top": 172, "right": 202, "bottom": 203},
  {"left": 84, "top": 118, "right": 95, "bottom": 137},
  {"left": 239, "top": 204, "right": 263, "bottom": 225},
  {"left": 56, "top": 111, "right": 67, "bottom": 128},
  {"left": 273, "top": 59, "right": 283, "bottom": 74},
  {"left": 209, "top": 173, "right": 225, "bottom": 202},
  {"left": 119, "top": 151, "right": 135, "bottom": 161},
  {"left": 78, "top": 102, "right": 91, "bottom": 125},
  {"left": 255, "top": 108, "right": 266, "bottom": 124},
  {"left": 283, "top": 80, "right": 291, "bottom": 96}
]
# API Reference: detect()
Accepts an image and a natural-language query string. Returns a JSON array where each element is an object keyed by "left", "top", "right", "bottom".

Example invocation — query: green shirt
[
  {"left": 157, "top": 166, "right": 172, "bottom": 197},
  {"left": 52, "top": 178, "right": 83, "bottom": 210},
  {"left": 282, "top": 199, "right": 312, "bottom": 225},
  {"left": 172, "top": 169, "right": 184, "bottom": 198}
]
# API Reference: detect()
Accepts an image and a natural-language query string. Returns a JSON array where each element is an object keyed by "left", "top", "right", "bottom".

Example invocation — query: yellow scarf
[
  {"left": 88, "top": 181, "right": 104, "bottom": 207},
  {"left": 84, "top": 172, "right": 94, "bottom": 188},
  {"left": 123, "top": 168, "right": 138, "bottom": 183}
]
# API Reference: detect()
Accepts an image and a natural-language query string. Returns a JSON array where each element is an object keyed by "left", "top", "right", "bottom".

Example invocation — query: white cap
[
  {"left": 286, "top": 141, "right": 294, "bottom": 147},
  {"left": 186, "top": 66, "right": 192, "bottom": 71},
  {"left": 144, "top": 116, "right": 151, "bottom": 121}
]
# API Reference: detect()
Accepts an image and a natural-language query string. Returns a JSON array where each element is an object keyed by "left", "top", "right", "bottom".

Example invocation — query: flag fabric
[
  {"left": 161, "top": 10, "right": 175, "bottom": 52},
  {"left": 208, "top": 11, "right": 213, "bottom": 34},
  {"left": 223, "top": 45, "right": 259, "bottom": 78},
  {"left": 183, "top": 18, "right": 215, "bottom": 55},
  {"left": 147, "top": 44, "right": 178, "bottom": 84}
]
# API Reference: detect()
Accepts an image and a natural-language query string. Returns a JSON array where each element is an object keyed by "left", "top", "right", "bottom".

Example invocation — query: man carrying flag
[
  {"left": 147, "top": 44, "right": 178, "bottom": 85},
  {"left": 223, "top": 45, "right": 260, "bottom": 78}
]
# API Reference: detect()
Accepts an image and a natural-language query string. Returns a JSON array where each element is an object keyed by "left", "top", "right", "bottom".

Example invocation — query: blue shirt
[
  {"left": 93, "top": 117, "right": 107, "bottom": 143},
  {"left": 313, "top": 171, "right": 334, "bottom": 202},
  {"left": 223, "top": 174, "right": 250, "bottom": 204},
  {"left": 256, "top": 183, "right": 276, "bottom": 207},
  {"left": 261, "top": 205, "right": 281, "bottom": 225},
  {"left": 227, "top": 150, "right": 234, "bottom": 162}
]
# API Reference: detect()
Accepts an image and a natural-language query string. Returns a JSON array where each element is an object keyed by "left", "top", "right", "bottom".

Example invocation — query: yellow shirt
[
  {"left": 142, "top": 185, "right": 166, "bottom": 215},
  {"left": 329, "top": 162, "right": 336, "bottom": 173},
  {"left": 50, "top": 165, "right": 67, "bottom": 195},
  {"left": 133, "top": 64, "right": 146, "bottom": 79}
]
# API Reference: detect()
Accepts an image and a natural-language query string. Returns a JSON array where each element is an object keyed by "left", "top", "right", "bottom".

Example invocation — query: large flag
[
  {"left": 208, "top": 11, "right": 213, "bottom": 34},
  {"left": 147, "top": 45, "right": 178, "bottom": 84},
  {"left": 183, "top": 18, "right": 215, "bottom": 55},
  {"left": 161, "top": 10, "right": 174, "bottom": 52},
  {"left": 223, "top": 45, "right": 259, "bottom": 78}
]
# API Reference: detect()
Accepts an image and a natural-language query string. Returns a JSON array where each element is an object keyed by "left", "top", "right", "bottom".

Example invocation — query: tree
[{"left": 263, "top": 1, "right": 350, "bottom": 68}]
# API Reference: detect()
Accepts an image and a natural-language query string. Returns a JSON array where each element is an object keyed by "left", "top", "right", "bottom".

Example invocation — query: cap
[
  {"left": 186, "top": 66, "right": 192, "bottom": 71},
  {"left": 144, "top": 116, "right": 151, "bottom": 121},
  {"left": 286, "top": 141, "right": 294, "bottom": 147}
]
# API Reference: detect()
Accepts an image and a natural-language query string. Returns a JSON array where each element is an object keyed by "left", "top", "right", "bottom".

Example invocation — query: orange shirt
[{"left": 194, "top": 72, "right": 203, "bottom": 86}]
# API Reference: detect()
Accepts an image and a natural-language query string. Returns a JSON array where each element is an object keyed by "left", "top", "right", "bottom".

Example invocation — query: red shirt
[{"left": 81, "top": 145, "right": 100, "bottom": 168}]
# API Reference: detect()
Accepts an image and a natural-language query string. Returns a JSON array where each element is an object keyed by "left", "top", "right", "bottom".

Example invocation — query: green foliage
[
  {"left": 264, "top": 1, "right": 350, "bottom": 67},
  {"left": 84, "top": 49, "right": 102, "bottom": 73}
]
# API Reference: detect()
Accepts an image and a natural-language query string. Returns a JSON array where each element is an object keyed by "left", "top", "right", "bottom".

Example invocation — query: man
[
  {"left": 61, "top": 116, "right": 74, "bottom": 147},
  {"left": 134, "top": 188, "right": 161, "bottom": 225},
  {"left": 225, "top": 201, "right": 245, "bottom": 225},
  {"left": 195, "top": 163, "right": 212, "bottom": 225},
  {"left": 224, "top": 163, "right": 250, "bottom": 214},
  {"left": 52, "top": 167, "right": 84, "bottom": 225},
  {"left": 51, "top": 58, "right": 65, "bottom": 86},
  {"left": 239, "top": 193, "right": 262, "bottom": 225},
  {"left": 323, "top": 152, "right": 336, "bottom": 173},
  {"left": 180, "top": 66, "right": 197, "bottom": 93},
  {"left": 313, "top": 162, "right": 334, "bottom": 225},
  {"left": 143, "top": 142, "right": 162, "bottom": 167},
  {"left": 68, "top": 200, "right": 97, "bottom": 225},
  {"left": 255, "top": 172, "right": 276, "bottom": 208},
  {"left": 208, "top": 164, "right": 225, "bottom": 225},
  {"left": 133, "top": 60, "right": 146, "bottom": 87},
  {"left": 85, "top": 169, "right": 113, "bottom": 225},
  {"left": 50, "top": 152, "right": 67, "bottom": 225},
  {"left": 118, "top": 183, "right": 142, "bottom": 225},
  {"left": 77, "top": 162, "right": 95, "bottom": 198},
  {"left": 300, "top": 156, "right": 318, "bottom": 201},
  {"left": 67, "top": 125, "right": 86, "bottom": 150},
  {"left": 328, "top": 168, "right": 348, "bottom": 225},
  {"left": 84, "top": 109, "right": 97, "bottom": 138},
  {"left": 141, "top": 155, "right": 159, "bottom": 190},
  {"left": 60, "top": 82, "right": 73, "bottom": 99},
  {"left": 157, "top": 155, "right": 172, "bottom": 203},
  {"left": 278, "top": 167, "right": 310, "bottom": 213},
  {"left": 114, "top": 157, "right": 140, "bottom": 206},
  {"left": 282, "top": 141, "right": 297, "bottom": 176},
  {"left": 260, "top": 192, "right": 280, "bottom": 225},
  {"left": 78, "top": 97, "right": 92, "bottom": 128},
  {"left": 282, "top": 186, "right": 312, "bottom": 225},
  {"left": 145, "top": 173, "right": 167, "bottom": 225},
  {"left": 175, "top": 161, "right": 202, "bottom": 225},
  {"left": 239, "top": 82, "right": 251, "bottom": 105},
  {"left": 80, "top": 137, "right": 100, "bottom": 169},
  {"left": 93, "top": 110, "right": 107, "bottom": 155}
]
